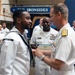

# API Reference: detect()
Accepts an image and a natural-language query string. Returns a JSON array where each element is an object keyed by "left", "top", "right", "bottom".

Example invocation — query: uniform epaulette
[
  {"left": 61, "top": 29, "right": 68, "bottom": 37},
  {"left": 3, "top": 38, "right": 14, "bottom": 41}
]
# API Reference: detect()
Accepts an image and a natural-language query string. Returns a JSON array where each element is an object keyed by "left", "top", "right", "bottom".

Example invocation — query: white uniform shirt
[
  {"left": 2, "top": 28, "right": 9, "bottom": 35},
  {"left": 31, "top": 27, "right": 58, "bottom": 75},
  {"left": 0, "top": 30, "right": 5, "bottom": 44},
  {"left": 31, "top": 27, "right": 58, "bottom": 64},
  {"left": 32, "top": 25, "right": 42, "bottom": 36},
  {"left": 0, "top": 26, "right": 30, "bottom": 75},
  {"left": 51, "top": 23, "right": 75, "bottom": 75}
]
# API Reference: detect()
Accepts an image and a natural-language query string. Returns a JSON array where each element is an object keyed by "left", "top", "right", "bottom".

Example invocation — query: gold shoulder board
[{"left": 61, "top": 29, "right": 68, "bottom": 37}]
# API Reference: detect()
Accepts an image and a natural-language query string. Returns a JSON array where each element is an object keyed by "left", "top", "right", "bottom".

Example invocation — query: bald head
[
  {"left": 43, "top": 17, "right": 50, "bottom": 22},
  {"left": 42, "top": 17, "right": 50, "bottom": 32}
]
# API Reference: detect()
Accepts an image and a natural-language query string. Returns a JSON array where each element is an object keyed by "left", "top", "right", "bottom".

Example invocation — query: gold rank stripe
[{"left": 61, "top": 29, "right": 68, "bottom": 37}]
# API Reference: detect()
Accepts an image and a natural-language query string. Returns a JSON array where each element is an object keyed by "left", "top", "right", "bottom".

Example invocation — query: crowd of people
[
  {"left": 0, "top": 3, "right": 75, "bottom": 75},
  {"left": 0, "top": 23, "right": 9, "bottom": 50}
]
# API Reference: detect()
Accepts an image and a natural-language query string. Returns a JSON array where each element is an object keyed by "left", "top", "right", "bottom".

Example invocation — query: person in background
[
  {"left": 31, "top": 17, "right": 58, "bottom": 75},
  {"left": 32, "top": 18, "right": 43, "bottom": 35},
  {"left": 0, "top": 25, "right": 3, "bottom": 33},
  {"left": 72, "top": 20, "right": 75, "bottom": 31},
  {"left": 0, "top": 10, "right": 33, "bottom": 75},
  {"left": 34, "top": 3, "right": 75, "bottom": 75},
  {"left": 30, "top": 18, "right": 43, "bottom": 67},
  {"left": 72, "top": 20, "right": 75, "bottom": 72},
  {"left": 0, "top": 25, "right": 5, "bottom": 52},
  {"left": 2, "top": 23, "right": 9, "bottom": 35}
]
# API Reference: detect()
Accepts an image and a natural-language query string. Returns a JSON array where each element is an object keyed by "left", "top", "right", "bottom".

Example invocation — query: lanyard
[
  {"left": 3, "top": 31, "right": 33, "bottom": 60},
  {"left": 18, "top": 33, "right": 33, "bottom": 60}
]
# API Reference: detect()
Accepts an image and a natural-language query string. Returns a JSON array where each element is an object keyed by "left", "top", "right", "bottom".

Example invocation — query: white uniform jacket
[
  {"left": 51, "top": 23, "right": 75, "bottom": 75},
  {"left": 0, "top": 27, "right": 30, "bottom": 75},
  {"left": 31, "top": 27, "right": 58, "bottom": 64},
  {"left": 31, "top": 27, "right": 58, "bottom": 75},
  {"left": 2, "top": 28, "right": 9, "bottom": 35},
  {"left": 31, "top": 27, "right": 58, "bottom": 45},
  {"left": 32, "top": 24, "right": 43, "bottom": 36}
]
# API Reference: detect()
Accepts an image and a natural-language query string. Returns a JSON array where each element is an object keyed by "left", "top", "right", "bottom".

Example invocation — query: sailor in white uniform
[
  {"left": 31, "top": 17, "right": 58, "bottom": 75},
  {"left": 32, "top": 18, "right": 43, "bottom": 35},
  {"left": 0, "top": 10, "right": 32, "bottom": 75}
]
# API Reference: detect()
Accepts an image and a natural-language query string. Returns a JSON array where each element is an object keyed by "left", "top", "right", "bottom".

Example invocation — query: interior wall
[{"left": 17, "top": 0, "right": 65, "bottom": 5}]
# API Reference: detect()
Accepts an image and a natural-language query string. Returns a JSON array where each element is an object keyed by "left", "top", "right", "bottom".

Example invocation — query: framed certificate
[{"left": 38, "top": 44, "right": 52, "bottom": 50}]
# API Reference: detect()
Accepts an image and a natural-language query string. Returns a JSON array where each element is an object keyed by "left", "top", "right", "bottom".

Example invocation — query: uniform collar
[
  {"left": 56, "top": 23, "right": 70, "bottom": 37},
  {"left": 59, "top": 23, "right": 70, "bottom": 32},
  {"left": 10, "top": 26, "right": 21, "bottom": 34}
]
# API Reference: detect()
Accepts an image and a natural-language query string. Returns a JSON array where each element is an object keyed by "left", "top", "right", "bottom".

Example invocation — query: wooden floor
[{"left": 29, "top": 66, "right": 35, "bottom": 75}]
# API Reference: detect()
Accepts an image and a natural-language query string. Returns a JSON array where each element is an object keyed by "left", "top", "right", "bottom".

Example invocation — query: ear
[
  {"left": 57, "top": 12, "right": 62, "bottom": 18},
  {"left": 17, "top": 18, "right": 21, "bottom": 23}
]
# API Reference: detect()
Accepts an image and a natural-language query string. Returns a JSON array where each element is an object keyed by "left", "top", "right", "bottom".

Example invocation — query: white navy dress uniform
[
  {"left": 32, "top": 24, "right": 42, "bottom": 36},
  {"left": 51, "top": 23, "right": 75, "bottom": 75},
  {"left": 2, "top": 27, "right": 9, "bottom": 35},
  {"left": 0, "top": 26, "right": 30, "bottom": 75},
  {"left": 31, "top": 27, "right": 58, "bottom": 75}
]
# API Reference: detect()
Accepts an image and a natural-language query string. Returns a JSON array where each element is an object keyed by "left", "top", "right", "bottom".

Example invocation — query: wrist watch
[{"left": 39, "top": 55, "right": 45, "bottom": 61}]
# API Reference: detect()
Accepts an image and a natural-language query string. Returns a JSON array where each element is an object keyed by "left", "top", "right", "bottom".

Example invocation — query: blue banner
[{"left": 10, "top": 6, "right": 50, "bottom": 14}]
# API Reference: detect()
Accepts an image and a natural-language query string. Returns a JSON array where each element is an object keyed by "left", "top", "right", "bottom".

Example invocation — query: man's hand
[
  {"left": 35, "top": 48, "right": 44, "bottom": 58},
  {"left": 32, "top": 49, "right": 36, "bottom": 56}
]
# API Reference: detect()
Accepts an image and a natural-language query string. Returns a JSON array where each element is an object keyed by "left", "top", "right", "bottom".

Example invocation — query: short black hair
[{"left": 13, "top": 10, "right": 25, "bottom": 25}]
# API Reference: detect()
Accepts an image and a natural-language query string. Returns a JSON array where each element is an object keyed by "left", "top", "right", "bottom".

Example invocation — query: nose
[
  {"left": 29, "top": 19, "right": 32, "bottom": 27},
  {"left": 29, "top": 19, "right": 32, "bottom": 23},
  {"left": 44, "top": 23, "right": 48, "bottom": 25}
]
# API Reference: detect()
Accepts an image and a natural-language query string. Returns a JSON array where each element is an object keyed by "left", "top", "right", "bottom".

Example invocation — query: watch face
[{"left": 39, "top": 55, "right": 45, "bottom": 60}]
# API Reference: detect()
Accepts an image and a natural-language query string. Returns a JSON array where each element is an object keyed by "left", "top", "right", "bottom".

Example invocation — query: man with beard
[
  {"left": 0, "top": 10, "right": 33, "bottom": 75},
  {"left": 30, "top": 17, "right": 58, "bottom": 75}
]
